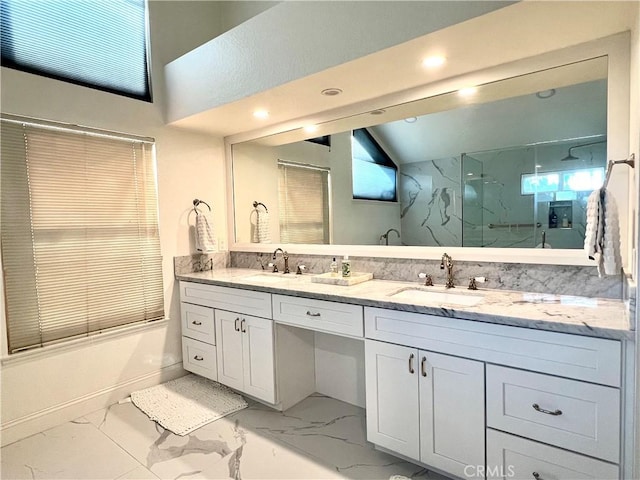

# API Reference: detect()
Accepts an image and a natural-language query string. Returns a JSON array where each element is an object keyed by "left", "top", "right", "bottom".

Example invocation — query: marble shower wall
[
  {"left": 230, "top": 251, "right": 623, "bottom": 299},
  {"left": 399, "top": 157, "right": 462, "bottom": 247}
]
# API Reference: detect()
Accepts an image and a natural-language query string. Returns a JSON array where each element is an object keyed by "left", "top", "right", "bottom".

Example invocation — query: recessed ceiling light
[
  {"left": 253, "top": 110, "right": 269, "bottom": 119},
  {"left": 536, "top": 89, "right": 556, "bottom": 99},
  {"left": 321, "top": 88, "right": 342, "bottom": 96},
  {"left": 458, "top": 87, "right": 478, "bottom": 97},
  {"left": 370, "top": 109, "right": 386, "bottom": 115},
  {"left": 303, "top": 125, "right": 318, "bottom": 133},
  {"left": 422, "top": 56, "right": 446, "bottom": 68},
  {"left": 404, "top": 117, "right": 417, "bottom": 123}
]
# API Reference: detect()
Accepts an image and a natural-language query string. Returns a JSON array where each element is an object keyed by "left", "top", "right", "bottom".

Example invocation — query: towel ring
[
  {"left": 253, "top": 201, "right": 269, "bottom": 213},
  {"left": 193, "top": 198, "right": 211, "bottom": 215}
]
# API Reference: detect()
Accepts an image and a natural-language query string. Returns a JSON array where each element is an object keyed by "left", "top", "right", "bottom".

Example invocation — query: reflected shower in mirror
[{"left": 232, "top": 57, "right": 608, "bottom": 249}]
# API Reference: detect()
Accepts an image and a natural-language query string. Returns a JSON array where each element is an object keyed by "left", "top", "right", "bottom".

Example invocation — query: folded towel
[
  {"left": 195, "top": 211, "right": 217, "bottom": 252},
  {"left": 257, "top": 210, "right": 271, "bottom": 243},
  {"left": 584, "top": 188, "right": 621, "bottom": 276}
]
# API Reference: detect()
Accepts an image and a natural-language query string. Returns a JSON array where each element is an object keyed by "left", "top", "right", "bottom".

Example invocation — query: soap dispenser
[
  {"left": 341, "top": 255, "right": 351, "bottom": 277},
  {"left": 330, "top": 257, "right": 338, "bottom": 275}
]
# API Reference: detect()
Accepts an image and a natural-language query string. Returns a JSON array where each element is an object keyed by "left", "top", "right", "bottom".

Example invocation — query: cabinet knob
[
  {"left": 234, "top": 317, "right": 240, "bottom": 332},
  {"left": 193, "top": 355, "right": 204, "bottom": 361},
  {"left": 241, "top": 318, "right": 247, "bottom": 333},
  {"left": 306, "top": 311, "right": 321, "bottom": 317},
  {"left": 408, "top": 353, "right": 415, "bottom": 374},
  {"left": 192, "top": 320, "right": 202, "bottom": 326},
  {"left": 532, "top": 472, "right": 541, "bottom": 480},
  {"left": 421, "top": 356, "right": 427, "bottom": 377},
  {"left": 532, "top": 403, "right": 562, "bottom": 416}
]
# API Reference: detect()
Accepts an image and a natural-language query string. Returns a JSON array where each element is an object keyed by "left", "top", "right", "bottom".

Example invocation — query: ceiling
[{"left": 165, "top": 1, "right": 635, "bottom": 141}]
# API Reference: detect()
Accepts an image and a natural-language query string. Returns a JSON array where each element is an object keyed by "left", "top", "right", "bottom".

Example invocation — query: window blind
[
  {"left": 1, "top": 118, "right": 164, "bottom": 353},
  {"left": 278, "top": 161, "right": 330, "bottom": 244},
  {"left": 0, "top": 0, "right": 151, "bottom": 101}
]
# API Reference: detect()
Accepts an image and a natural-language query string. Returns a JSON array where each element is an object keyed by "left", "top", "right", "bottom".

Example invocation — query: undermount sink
[
  {"left": 389, "top": 287, "right": 484, "bottom": 307},
  {"left": 241, "top": 273, "right": 294, "bottom": 284}
]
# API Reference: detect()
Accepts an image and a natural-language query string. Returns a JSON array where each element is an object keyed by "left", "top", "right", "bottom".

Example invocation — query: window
[
  {"left": 278, "top": 161, "right": 331, "bottom": 244},
  {"left": 521, "top": 167, "right": 605, "bottom": 195},
  {"left": 1, "top": 117, "right": 163, "bottom": 354},
  {"left": 1, "top": 0, "right": 152, "bottom": 101},
  {"left": 351, "top": 128, "right": 397, "bottom": 201}
]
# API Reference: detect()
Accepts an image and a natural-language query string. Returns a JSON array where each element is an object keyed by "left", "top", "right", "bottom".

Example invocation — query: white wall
[
  {"left": 0, "top": 1, "right": 228, "bottom": 445},
  {"left": 233, "top": 132, "right": 400, "bottom": 246}
]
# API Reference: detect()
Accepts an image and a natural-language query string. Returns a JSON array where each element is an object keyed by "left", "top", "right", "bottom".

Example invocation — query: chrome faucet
[
  {"left": 380, "top": 228, "right": 400, "bottom": 245},
  {"left": 440, "top": 252, "right": 455, "bottom": 288},
  {"left": 272, "top": 248, "right": 290, "bottom": 274}
]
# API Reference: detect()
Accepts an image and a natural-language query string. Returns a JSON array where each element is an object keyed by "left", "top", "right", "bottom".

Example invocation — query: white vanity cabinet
[
  {"left": 215, "top": 309, "right": 276, "bottom": 404},
  {"left": 179, "top": 281, "right": 275, "bottom": 404},
  {"left": 364, "top": 306, "right": 623, "bottom": 480},
  {"left": 365, "top": 340, "right": 485, "bottom": 479}
]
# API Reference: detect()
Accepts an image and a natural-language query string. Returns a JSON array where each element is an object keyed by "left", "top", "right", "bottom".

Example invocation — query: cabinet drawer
[
  {"left": 487, "top": 429, "right": 619, "bottom": 480},
  {"left": 182, "top": 337, "right": 217, "bottom": 381},
  {"left": 487, "top": 365, "right": 619, "bottom": 462},
  {"left": 180, "top": 281, "right": 271, "bottom": 318},
  {"left": 181, "top": 302, "right": 215, "bottom": 344},
  {"left": 273, "top": 294, "right": 363, "bottom": 337},
  {"left": 364, "top": 307, "right": 621, "bottom": 386}
]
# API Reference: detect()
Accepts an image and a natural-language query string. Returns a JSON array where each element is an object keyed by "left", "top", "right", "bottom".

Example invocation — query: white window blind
[
  {"left": 0, "top": 0, "right": 152, "bottom": 101},
  {"left": 278, "top": 161, "right": 330, "bottom": 244},
  {"left": 1, "top": 118, "right": 164, "bottom": 354}
]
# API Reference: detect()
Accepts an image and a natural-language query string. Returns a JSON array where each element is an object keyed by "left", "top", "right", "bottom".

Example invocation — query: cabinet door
[
  {"left": 419, "top": 351, "right": 485, "bottom": 480},
  {"left": 215, "top": 310, "right": 244, "bottom": 391},
  {"left": 241, "top": 315, "right": 276, "bottom": 404},
  {"left": 365, "top": 340, "right": 420, "bottom": 460}
]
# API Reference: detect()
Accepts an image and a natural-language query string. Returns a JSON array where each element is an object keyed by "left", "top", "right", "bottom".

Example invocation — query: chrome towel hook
[{"left": 193, "top": 198, "right": 211, "bottom": 215}]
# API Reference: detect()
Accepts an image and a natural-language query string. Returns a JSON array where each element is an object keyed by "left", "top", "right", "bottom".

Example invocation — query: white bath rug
[{"left": 130, "top": 374, "right": 248, "bottom": 436}]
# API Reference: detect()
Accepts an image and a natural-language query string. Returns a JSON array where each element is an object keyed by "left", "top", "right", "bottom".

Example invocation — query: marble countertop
[{"left": 176, "top": 268, "right": 632, "bottom": 340}]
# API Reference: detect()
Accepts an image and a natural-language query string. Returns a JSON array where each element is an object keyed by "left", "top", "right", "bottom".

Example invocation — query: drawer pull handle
[
  {"left": 306, "top": 311, "right": 321, "bottom": 317},
  {"left": 192, "top": 321, "right": 202, "bottom": 326},
  {"left": 409, "top": 353, "right": 415, "bottom": 374},
  {"left": 234, "top": 317, "right": 240, "bottom": 332},
  {"left": 421, "top": 356, "right": 427, "bottom": 377},
  {"left": 241, "top": 319, "right": 247, "bottom": 333},
  {"left": 532, "top": 473, "right": 541, "bottom": 480},
  {"left": 532, "top": 403, "right": 562, "bottom": 416},
  {"left": 193, "top": 355, "right": 204, "bottom": 361}
]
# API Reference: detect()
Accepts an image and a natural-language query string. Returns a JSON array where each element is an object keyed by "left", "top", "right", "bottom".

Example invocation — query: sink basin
[
  {"left": 390, "top": 287, "right": 484, "bottom": 306},
  {"left": 242, "top": 273, "right": 294, "bottom": 284}
]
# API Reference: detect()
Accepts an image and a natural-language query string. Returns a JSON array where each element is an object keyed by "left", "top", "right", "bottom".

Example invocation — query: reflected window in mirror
[
  {"left": 352, "top": 128, "right": 398, "bottom": 202},
  {"left": 278, "top": 161, "right": 331, "bottom": 244}
]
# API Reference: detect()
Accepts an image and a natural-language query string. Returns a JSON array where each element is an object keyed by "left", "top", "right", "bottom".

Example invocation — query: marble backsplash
[
  {"left": 173, "top": 250, "right": 624, "bottom": 300},
  {"left": 173, "top": 252, "right": 230, "bottom": 276},
  {"left": 228, "top": 251, "right": 624, "bottom": 299}
]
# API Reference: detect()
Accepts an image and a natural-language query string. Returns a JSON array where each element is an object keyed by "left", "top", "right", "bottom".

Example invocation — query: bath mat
[{"left": 130, "top": 374, "right": 248, "bottom": 436}]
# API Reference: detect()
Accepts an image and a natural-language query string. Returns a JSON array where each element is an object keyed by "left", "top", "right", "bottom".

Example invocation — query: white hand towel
[
  {"left": 195, "top": 212, "right": 217, "bottom": 252},
  {"left": 601, "top": 189, "right": 621, "bottom": 276},
  {"left": 257, "top": 210, "right": 271, "bottom": 243},
  {"left": 584, "top": 188, "right": 621, "bottom": 276}
]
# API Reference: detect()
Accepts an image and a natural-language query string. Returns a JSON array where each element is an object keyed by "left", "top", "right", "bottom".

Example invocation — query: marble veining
[
  {"left": 174, "top": 252, "right": 229, "bottom": 276},
  {"left": 229, "top": 251, "right": 623, "bottom": 299},
  {"left": 177, "top": 268, "right": 631, "bottom": 340},
  {"left": 1, "top": 393, "right": 446, "bottom": 480}
]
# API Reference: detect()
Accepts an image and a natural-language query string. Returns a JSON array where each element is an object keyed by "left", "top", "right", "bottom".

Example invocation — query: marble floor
[{"left": 1, "top": 393, "right": 450, "bottom": 480}]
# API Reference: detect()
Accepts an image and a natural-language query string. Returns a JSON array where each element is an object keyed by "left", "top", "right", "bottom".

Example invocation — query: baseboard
[{"left": 1, "top": 362, "right": 186, "bottom": 447}]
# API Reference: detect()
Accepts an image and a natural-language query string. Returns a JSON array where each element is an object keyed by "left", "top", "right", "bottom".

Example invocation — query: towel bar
[
  {"left": 253, "top": 201, "right": 269, "bottom": 213},
  {"left": 604, "top": 154, "right": 635, "bottom": 188},
  {"left": 192, "top": 198, "right": 211, "bottom": 214}
]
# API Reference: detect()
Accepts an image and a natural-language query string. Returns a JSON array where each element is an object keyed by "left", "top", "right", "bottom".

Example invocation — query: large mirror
[{"left": 232, "top": 56, "right": 608, "bottom": 250}]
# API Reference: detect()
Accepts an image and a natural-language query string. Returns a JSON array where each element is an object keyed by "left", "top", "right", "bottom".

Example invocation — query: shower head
[
  {"left": 560, "top": 140, "right": 606, "bottom": 161},
  {"left": 560, "top": 151, "right": 580, "bottom": 161}
]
